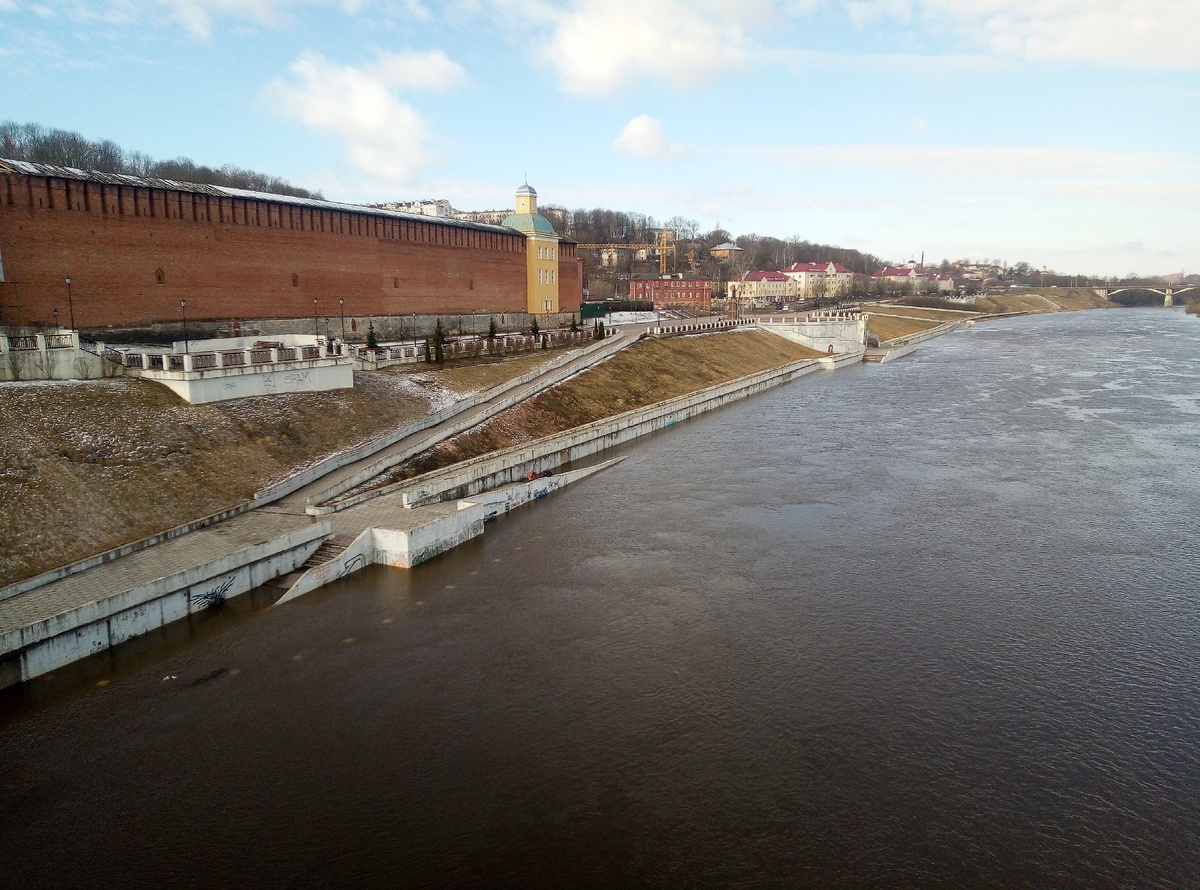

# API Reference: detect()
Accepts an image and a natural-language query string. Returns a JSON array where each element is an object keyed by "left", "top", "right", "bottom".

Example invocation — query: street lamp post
[
  {"left": 65, "top": 277, "right": 75, "bottom": 330},
  {"left": 339, "top": 297, "right": 346, "bottom": 340},
  {"left": 180, "top": 299, "right": 189, "bottom": 354},
  {"left": 313, "top": 298, "right": 319, "bottom": 338}
]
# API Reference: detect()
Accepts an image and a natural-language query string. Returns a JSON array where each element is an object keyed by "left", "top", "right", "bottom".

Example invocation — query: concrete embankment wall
[
  {"left": 756, "top": 313, "right": 867, "bottom": 354},
  {"left": 277, "top": 462, "right": 621, "bottom": 605},
  {"left": 0, "top": 501, "right": 263, "bottom": 605},
  {"left": 299, "top": 331, "right": 634, "bottom": 507},
  {"left": 0, "top": 522, "right": 330, "bottom": 688},
  {"left": 1, "top": 333, "right": 632, "bottom": 607},
  {"left": 882, "top": 318, "right": 970, "bottom": 348},
  {"left": 314, "top": 350, "right": 860, "bottom": 516}
]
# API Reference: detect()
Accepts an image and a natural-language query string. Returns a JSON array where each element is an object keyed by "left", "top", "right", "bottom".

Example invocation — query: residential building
[
  {"left": 780, "top": 261, "right": 855, "bottom": 297},
  {"left": 728, "top": 270, "right": 789, "bottom": 305}
]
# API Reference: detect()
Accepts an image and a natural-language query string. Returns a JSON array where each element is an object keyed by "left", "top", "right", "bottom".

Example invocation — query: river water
[{"left": 2, "top": 308, "right": 1199, "bottom": 888}]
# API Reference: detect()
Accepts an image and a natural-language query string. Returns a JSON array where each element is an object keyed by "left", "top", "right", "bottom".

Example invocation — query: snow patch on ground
[
  {"left": 382, "top": 372, "right": 463, "bottom": 412},
  {"left": 606, "top": 311, "right": 659, "bottom": 325},
  {"left": 0, "top": 378, "right": 128, "bottom": 389}
]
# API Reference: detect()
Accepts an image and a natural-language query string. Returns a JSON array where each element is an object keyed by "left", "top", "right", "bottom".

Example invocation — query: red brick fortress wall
[
  {"left": 556, "top": 242, "right": 583, "bottom": 313},
  {"left": 0, "top": 171, "right": 545, "bottom": 328}
]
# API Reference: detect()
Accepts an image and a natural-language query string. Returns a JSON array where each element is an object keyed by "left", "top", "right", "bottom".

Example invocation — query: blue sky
[{"left": 3, "top": 0, "right": 1198, "bottom": 277}]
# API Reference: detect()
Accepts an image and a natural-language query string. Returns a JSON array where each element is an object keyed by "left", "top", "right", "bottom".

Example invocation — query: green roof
[{"left": 501, "top": 212, "right": 558, "bottom": 236}]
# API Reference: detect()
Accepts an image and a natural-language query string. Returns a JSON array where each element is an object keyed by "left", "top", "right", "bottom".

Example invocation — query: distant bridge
[{"left": 1094, "top": 285, "right": 1197, "bottom": 306}]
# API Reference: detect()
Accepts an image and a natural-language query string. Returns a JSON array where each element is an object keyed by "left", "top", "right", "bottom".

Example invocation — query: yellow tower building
[{"left": 502, "top": 183, "right": 561, "bottom": 315}]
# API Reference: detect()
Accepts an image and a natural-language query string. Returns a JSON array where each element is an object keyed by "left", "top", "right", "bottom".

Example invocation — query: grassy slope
[{"left": 389, "top": 331, "right": 825, "bottom": 481}]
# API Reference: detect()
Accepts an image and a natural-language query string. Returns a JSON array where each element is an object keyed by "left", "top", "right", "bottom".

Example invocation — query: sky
[{"left": 2, "top": 0, "right": 1198, "bottom": 277}]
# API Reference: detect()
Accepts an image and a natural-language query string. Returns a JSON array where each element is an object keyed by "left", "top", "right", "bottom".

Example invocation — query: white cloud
[
  {"left": 372, "top": 48, "right": 469, "bottom": 91},
  {"left": 613, "top": 115, "right": 692, "bottom": 162},
  {"left": 263, "top": 50, "right": 467, "bottom": 187},
  {"left": 471, "top": 0, "right": 775, "bottom": 95},
  {"left": 839, "top": 0, "right": 1200, "bottom": 69}
]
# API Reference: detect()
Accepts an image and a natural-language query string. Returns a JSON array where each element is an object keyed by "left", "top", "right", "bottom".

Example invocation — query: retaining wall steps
[{"left": 301, "top": 536, "right": 356, "bottom": 570}]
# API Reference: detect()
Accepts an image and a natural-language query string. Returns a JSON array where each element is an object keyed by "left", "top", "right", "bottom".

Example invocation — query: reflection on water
[{"left": 2, "top": 308, "right": 1199, "bottom": 888}]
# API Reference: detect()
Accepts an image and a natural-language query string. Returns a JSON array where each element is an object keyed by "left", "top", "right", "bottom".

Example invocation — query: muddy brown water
[{"left": 2, "top": 307, "right": 1198, "bottom": 888}]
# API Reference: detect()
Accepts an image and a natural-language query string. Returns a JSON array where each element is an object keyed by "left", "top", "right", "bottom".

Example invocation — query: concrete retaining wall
[
  {"left": 878, "top": 342, "right": 920, "bottom": 363},
  {"left": 756, "top": 313, "right": 867, "bottom": 354},
  {"left": 298, "top": 331, "right": 634, "bottom": 507},
  {"left": 272, "top": 527, "right": 378, "bottom": 604},
  {"left": 311, "top": 351, "right": 856, "bottom": 516},
  {"left": 881, "top": 319, "right": 968, "bottom": 348},
  {"left": 0, "top": 522, "right": 330, "bottom": 687},
  {"left": 0, "top": 331, "right": 111, "bottom": 382},
  {"left": 0, "top": 333, "right": 631, "bottom": 607},
  {"left": 149, "top": 358, "right": 354, "bottom": 404},
  {"left": 376, "top": 508, "right": 488, "bottom": 571},
  {"left": 0, "top": 501, "right": 262, "bottom": 604},
  {"left": 276, "top": 460, "right": 623, "bottom": 606}
]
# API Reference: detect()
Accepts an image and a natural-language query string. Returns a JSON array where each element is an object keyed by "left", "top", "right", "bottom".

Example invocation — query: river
[{"left": 2, "top": 307, "right": 1198, "bottom": 888}]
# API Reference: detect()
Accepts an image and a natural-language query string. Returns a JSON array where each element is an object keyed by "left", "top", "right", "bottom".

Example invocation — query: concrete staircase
[
  {"left": 273, "top": 535, "right": 355, "bottom": 590},
  {"left": 301, "top": 535, "right": 355, "bottom": 569}
]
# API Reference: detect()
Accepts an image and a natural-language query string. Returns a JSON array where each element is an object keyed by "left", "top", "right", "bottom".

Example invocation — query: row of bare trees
[{"left": 0, "top": 120, "right": 322, "bottom": 199}]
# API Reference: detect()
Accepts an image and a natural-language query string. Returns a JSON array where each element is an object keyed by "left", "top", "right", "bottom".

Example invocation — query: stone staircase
[
  {"left": 301, "top": 535, "right": 355, "bottom": 569},
  {"left": 272, "top": 535, "right": 356, "bottom": 590}
]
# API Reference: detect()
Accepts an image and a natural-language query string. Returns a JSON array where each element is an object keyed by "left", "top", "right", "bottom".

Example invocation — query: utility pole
[{"left": 180, "top": 299, "right": 189, "bottom": 354}]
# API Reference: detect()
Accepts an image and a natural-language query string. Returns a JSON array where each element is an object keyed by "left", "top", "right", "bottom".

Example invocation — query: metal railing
[
  {"left": 47, "top": 334, "right": 75, "bottom": 349},
  {"left": 168, "top": 355, "right": 185, "bottom": 371},
  {"left": 191, "top": 353, "right": 217, "bottom": 370},
  {"left": 276, "top": 347, "right": 297, "bottom": 361},
  {"left": 250, "top": 349, "right": 272, "bottom": 364},
  {"left": 221, "top": 351, "right": 245, "bottom": 367}
]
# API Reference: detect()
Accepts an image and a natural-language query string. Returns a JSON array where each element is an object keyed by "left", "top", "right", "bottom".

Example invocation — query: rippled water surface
[{"left": 3, "top": 308, "right": 1199, "bottom": 888}]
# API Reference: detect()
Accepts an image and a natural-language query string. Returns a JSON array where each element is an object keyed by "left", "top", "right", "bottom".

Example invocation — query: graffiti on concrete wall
[{"left": 192, "top": 574, "right": 235, "bottom": 609}]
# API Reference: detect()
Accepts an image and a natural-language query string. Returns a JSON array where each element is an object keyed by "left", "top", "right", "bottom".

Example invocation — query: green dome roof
[{"left": 501, "top": 212, "right": 558, "bottom": 235}]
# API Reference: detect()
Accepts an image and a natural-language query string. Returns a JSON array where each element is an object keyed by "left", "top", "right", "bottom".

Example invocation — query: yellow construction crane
[{"left": 579, "top": 226, "right": 676, "bottom": 275}]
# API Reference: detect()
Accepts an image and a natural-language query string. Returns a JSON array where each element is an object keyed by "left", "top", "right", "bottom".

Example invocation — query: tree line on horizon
[
  {"left": 4, "top": 121, "right": 1185, "bottom": 289},
  {"left": 0, "top": 120, "right": 323, "bottom": 200}
]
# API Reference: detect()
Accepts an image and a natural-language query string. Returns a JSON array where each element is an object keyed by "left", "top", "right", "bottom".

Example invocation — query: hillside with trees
[
  {"left": 0, "top": 120, "right": 323, "bottom": 199},
  {"left": 542, "top": 203, "right": 887, "bottom": 300}
]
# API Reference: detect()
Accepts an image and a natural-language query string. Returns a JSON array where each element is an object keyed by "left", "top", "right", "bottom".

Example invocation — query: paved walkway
[{"left": 0, "top": 512, "right": 306, "bottom": 637}]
